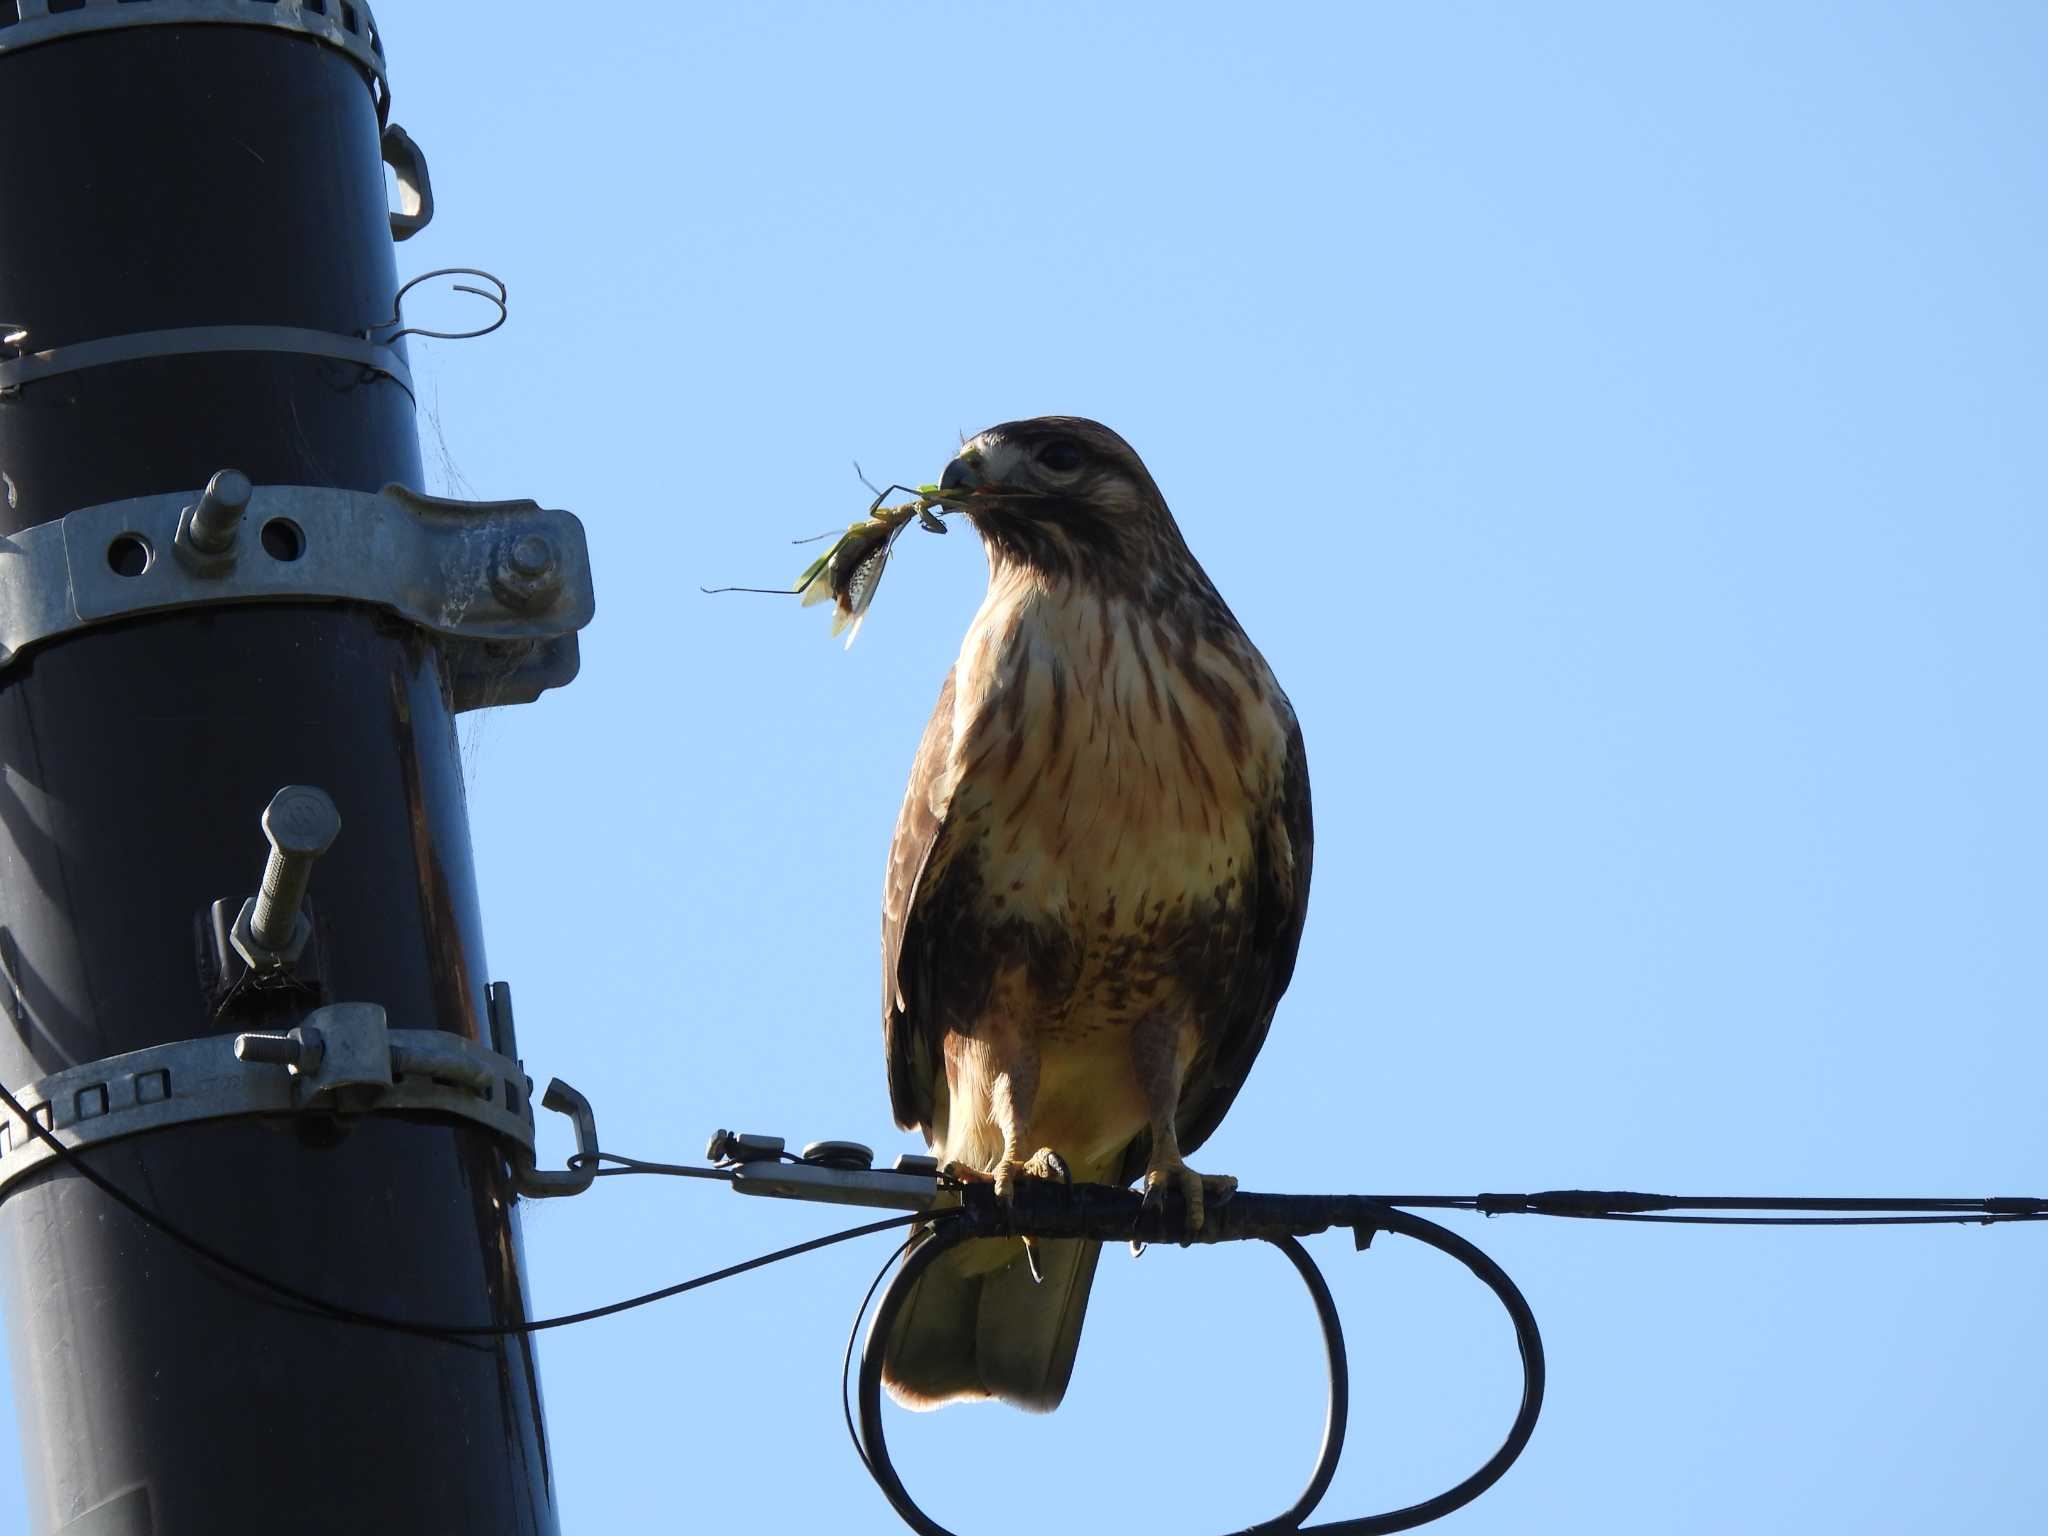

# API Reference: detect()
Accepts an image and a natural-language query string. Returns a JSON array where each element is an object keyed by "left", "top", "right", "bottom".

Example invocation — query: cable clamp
[
  {"left": 0, "top": 1001, "right": 597, "bottom": 1203},
  {"left": 0, "top": 478, "right": 592, "bottom": 711}
]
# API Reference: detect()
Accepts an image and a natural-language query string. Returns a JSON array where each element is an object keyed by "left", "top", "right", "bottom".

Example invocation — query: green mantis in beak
[{"left": 795, "top": 482, "right": 958, "bottom": 647}]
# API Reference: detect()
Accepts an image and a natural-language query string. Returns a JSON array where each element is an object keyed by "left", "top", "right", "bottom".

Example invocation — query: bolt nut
[
  {"left": 492, "top": 531, "right": 562, "bottom": 611},
  {"left": 231, "top": 895, "right": 311, "bottom": 971}
]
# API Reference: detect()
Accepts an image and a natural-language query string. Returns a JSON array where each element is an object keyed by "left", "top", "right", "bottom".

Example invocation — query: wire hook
[{"left": 367, "top": 267, "right": 509, "bottom": 345}]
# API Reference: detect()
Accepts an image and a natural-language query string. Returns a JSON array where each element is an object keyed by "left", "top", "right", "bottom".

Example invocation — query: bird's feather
[{"left": 876, "top": 417, "right": 1313, "bottom": 1412}]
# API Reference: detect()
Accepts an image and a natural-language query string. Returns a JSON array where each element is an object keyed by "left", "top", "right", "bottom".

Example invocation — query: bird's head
[{"left": 938, "top": 417, "right": 1187, "bottom": 588}]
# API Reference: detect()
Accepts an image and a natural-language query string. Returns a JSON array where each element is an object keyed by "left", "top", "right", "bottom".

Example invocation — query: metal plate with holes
[
  {"left": 0, "top": 482, "right": 592, "bottom": 710},
  {"left": 0, "top": 1016, "right": 534, "bottom": 1201}
]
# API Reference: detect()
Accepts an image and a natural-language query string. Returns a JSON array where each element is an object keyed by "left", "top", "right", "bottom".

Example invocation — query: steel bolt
[
  {"left": 234, "top": 1031, "right": 304, "bottom": 1067},
  {"left": 509, "top": 533, "right": 553, "bottom": 579},
  {"left": 233, "top": 1025, "right": 327, "bottom": 1074},
  {"left": 491, "top": 531, "right": 562, "bottom": 610},
  {"left": 185, "top": 469, "right": 252, "bottom": 554},
  {"left": 250, "top": 786, "right": 341, "bottom": 953}
]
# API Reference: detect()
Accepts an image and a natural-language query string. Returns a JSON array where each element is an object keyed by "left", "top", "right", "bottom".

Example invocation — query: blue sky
[{"left": 6, "top": 4, "right": 2048, "bottom": 1532}]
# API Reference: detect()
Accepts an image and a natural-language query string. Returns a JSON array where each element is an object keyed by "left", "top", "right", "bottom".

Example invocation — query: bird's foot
[
  {"left": 991, "top": 1147, "right": 1072, "bottom": 1206},
  {"left": 1009, "top": 1152, "right": 1071, "bottom": 1284},
  {"left": 941, "top": 1149, "right": 1072, "bottom": 1206},
  {"left": 943, "top": 1151, "right": 1071, "bottom": 1283},
  {"left": 1140, "top": 1159, "right": 1237, "bottom": 1236}
]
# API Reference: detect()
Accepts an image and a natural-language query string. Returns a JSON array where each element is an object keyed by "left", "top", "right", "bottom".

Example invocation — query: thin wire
[
  {"left": 571, "top": 1147, "right": 826, "bottom": 1181},
  {"left": 571, "top": 1150, "right": 734, "bottom": 1182},
  {"left": 0, "top": 1078, "right": 915, "bottom": 1341},
  {"left": 0, "top": 1078, "right": 470, "bottom": 1341},
  {"left": 1545, "top": 1211, "right": 2048, "bottom": 1227},
  {"left": 469, "top": 1212, "right": 921, "bottom": 1336}
]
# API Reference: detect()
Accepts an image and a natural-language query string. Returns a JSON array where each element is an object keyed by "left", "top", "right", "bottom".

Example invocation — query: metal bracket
[
  {"left": 381, "top": 124, "right": 435, "bottom": 242},
  {"left": 707, "top": 1127, "right": 950, "bottom": 1213},
  {"left": 0, "top": 1, "right": 394, "bottom": 123},
  {"left": 0, "top": 1002, "right": 597, "bottom": 1203},
  {"left": 0, "top": 480, "right": 593, "bottom": 711},
  {"left": 0, "top": 325, "right": 415, "bottom": 401}
]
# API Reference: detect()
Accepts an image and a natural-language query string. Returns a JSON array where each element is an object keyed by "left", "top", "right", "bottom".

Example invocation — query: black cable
[
  {"left": 5, "top": 1054, "right": 2041, "bottom": 1347},
  {"left": 842, "top": 1226, "right": 924, "bottom": 1474},
  {"left": 848, "top": 1206, "right": 1542, "bottom": 1536},
  {"left": 0, "top": 1078, "right": 476, "bottom": 1341},
  {"left": 570, "top": 1155, "right": 2048, "bottom": 1225},
  {"left": 0, "top": 1078, "right": 917, "bottom": 1341},
  {"left": 465, "top": 1212, "right": 922, "bottom": 1336}
]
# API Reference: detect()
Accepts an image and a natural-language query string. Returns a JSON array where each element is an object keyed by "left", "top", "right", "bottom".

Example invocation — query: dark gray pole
[{"left": 0, "top": 8, "right": 561, "bottom": 1533}]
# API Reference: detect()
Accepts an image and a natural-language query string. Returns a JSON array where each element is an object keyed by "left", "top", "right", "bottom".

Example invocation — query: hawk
[{"left": 880, "top": 417, "right": 1313, "bottom": 1411}]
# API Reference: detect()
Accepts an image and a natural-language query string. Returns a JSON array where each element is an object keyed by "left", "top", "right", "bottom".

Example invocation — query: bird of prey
[{"left": 880, "top": 417, "right": 1313, "bottom": 1412}]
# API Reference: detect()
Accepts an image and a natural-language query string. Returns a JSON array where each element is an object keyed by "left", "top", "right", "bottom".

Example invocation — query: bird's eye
[{"left": 1036, "top": 440, "right": 1084, "bottom": 474}]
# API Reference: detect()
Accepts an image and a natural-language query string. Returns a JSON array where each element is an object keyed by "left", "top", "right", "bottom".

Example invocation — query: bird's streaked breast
[{"left": 944, "top": 573, "right": 1291, "bottom": 998}]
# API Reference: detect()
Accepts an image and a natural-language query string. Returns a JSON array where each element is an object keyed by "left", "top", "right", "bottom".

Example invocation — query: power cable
[{"left": 6, "top": 1073, "right": 2045, "bottom": 1532}]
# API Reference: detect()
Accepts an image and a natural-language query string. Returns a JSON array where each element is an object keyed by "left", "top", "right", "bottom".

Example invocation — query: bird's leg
[
  {"left": 973, "top": 1033, "right": 1075, "bottom": 1284},
  {"left": 1131, "top": 1012, "right": 1236, "bottom": 1237},
  {"left": 985, "top": 1035, "right": 1070, "bottom": 1201}
]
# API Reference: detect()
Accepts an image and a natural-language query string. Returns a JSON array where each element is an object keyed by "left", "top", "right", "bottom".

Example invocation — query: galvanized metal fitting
[
  {"left": 2, "top": 996, "right": 601, "bottom": 1202},
  {"left": 0, "top": 0, "right": 394, "bottom": 124},
  {"left": 491, "top": 531, "right": 562, "bottom": 611},
  {"left": 231, "top": 785, "right": 341, "bottom": 971},
  {"left": 706, "top": 1129, "right": 786, "bottom": 1166},
  {"left": 232, "top": 1026, "right": 323, "bottom": 1073},
  {"left": 0, "top": 482, "right": 593, "bottom": 711},
  {"left": 174, "top": 468, "right": 252, "bottom": 575}
]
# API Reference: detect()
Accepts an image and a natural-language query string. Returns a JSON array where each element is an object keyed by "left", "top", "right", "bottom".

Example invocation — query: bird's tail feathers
[{"left": 881, "top": 1154, "right": 1118, "bottom": 1413}]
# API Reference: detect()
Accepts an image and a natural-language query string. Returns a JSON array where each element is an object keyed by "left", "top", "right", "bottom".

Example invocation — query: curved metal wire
[
  {"left": 850, "top": 1202, "right": 1543, "bottom": 1536},
  {"left": 367, "top": 267, "right": 508, "bottom": 345}
]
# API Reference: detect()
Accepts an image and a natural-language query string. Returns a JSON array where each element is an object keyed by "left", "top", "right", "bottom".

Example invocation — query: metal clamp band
[
  {"left": 0, "top": 0, "right": 393, "bottom": 122},
  {"left": 0, "top": 1003, "right": 596, "bottom": 1202},
  {"left": 0, "top": 325, "right": 414, "bottom": 400},
  {"left": 0, "top": 480, "right": 594, "bottom": 712}
]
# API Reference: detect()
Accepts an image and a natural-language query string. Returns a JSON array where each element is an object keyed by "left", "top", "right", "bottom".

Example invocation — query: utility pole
[{"left": 0, "top": 6, "right": 591, "bottom": 1533}]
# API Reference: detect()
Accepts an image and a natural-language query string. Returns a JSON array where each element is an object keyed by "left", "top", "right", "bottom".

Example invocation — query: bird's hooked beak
[{"left": 938, "top": 442, "right": 985, "bottom": 496}]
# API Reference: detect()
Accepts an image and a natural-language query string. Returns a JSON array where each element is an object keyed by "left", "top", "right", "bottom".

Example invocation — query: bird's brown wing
[
  {"left": 882, "top": 668, "right": 959, "bottom": 1134},
  {"left": 1118, "top": 707, "right": 1314, "bottom": 1184}
]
